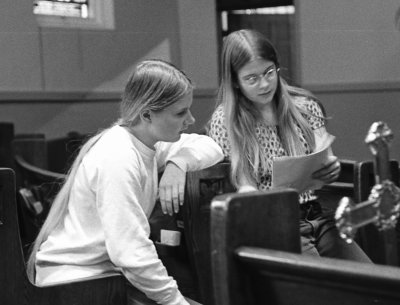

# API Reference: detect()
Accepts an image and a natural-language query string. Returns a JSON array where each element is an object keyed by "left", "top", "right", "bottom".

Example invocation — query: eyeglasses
[{"left": 240, "top": 67, "right": 280, "bottom": 87}]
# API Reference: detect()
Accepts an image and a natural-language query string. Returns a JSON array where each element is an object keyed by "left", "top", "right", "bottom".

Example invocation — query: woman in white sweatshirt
[{"left": 26, "top": 59, "right": 224, "bottom": 305}]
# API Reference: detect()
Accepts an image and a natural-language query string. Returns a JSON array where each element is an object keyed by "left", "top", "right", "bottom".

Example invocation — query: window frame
[{"left": 34, "top": 0, "right": 115, "bottom": 30}]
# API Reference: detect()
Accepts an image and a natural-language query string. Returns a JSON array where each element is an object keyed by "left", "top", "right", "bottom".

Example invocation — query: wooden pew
[
  {"left": 46, "top": 131, "right": 86, "bottom": 174},
  {"left": 12, "top": 137, "right": 66, "bottom": 255},
  {"left": 182, "top": 161, "right": 235, "bottom": 305},
  {"left": 210, "top": 191, "right": 400, "bottom": 305},
  {"left": 11, "top": 133, "right": 85, "bottom": 254},
  {"left": 0, "top": 168, "right": 127, "bottom": 305},
  {"left": 12, "top": 133, "right": 85, "bottom": 183}
]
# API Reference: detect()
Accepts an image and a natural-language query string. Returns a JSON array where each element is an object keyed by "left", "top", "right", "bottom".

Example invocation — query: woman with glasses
[{"left": 208, "top": 29, "right": 371, "bottom": 262}]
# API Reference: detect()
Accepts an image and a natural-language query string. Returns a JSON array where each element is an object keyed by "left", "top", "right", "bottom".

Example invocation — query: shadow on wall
[{"left": 0, "top": 90, "right": 217, "bottom": 140}]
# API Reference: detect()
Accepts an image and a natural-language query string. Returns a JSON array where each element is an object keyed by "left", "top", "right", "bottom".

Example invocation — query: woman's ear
[{"left": 140, "top": 110, "right": 152, "bottom": 122}]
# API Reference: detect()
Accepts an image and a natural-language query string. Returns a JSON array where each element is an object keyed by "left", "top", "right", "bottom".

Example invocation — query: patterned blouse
[{"left": 208, "top": 97, "right": 325, "bottom": 204}]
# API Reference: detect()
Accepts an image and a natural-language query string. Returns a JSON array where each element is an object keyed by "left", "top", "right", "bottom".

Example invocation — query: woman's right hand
[
  {"left": 312, "top": 155, "right": 341, "bottom": 184},
  {"left": 159, "top": 162, "right": 185, "bottom": 215}
]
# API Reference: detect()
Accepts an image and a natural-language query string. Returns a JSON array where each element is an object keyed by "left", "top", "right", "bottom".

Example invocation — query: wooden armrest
[
  {"left": 14, "top": 155, "right": 66, "bottom": 181},
  {"left": 237, "top": 247, "right": 400, "bottom": 284}
]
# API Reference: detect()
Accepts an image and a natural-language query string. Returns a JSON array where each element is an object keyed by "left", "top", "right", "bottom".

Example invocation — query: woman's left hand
[
  {"left": 159, "top": 162, "right": 185, "bottom": 215},
  {"left": 312, "top": 155, "right": 341, "bottom": 184}
]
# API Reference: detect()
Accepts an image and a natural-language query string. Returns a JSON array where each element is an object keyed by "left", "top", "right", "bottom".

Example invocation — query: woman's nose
[
  {"left": 186, "top": 111, "right": 195, "bottom": 125},
  {"left": 259, "top": 76, "right": 270, "bottom": 88}
]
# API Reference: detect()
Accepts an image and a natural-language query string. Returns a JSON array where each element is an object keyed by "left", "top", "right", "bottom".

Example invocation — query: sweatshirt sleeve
[
  {"left": 155, "top": 133, "right": 224, "bottom": 172},
  {"left": 94, "top": 149, "right": 189, "bottom": 305}
]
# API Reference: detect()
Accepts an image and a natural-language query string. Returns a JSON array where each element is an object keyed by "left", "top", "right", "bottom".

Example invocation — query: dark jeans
[{"left": 300, "top": 200, "right": 372, "bottom": 263}]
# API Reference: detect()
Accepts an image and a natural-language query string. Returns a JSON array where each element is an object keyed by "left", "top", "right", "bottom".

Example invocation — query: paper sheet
[{"left": 272, "top": 135, "right": 335, "bottom": 193}]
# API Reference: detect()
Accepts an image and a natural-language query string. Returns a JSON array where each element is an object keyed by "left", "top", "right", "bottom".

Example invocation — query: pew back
[
  {"left": 12, "top": 137, "right": 66, "bottom": 256},
  {"left": 183, "top": 162, "right": 235, "bottom": 305},
  {"left": 211, "top": 190, "right": 301, "bottom": 305},
  {"left": 236, "top": 247, "right": 400, "bottom": 305},
  {"left": 0, "top": 168, "right": 126, "bottom": 305},
  {"left": 210, "top": 191, "right": 400, "bottom": 305},
  {"left": 315, "top": 159, "right": 357, "bottom": 210}
]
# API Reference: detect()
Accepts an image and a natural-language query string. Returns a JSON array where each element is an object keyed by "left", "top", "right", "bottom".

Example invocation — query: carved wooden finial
[
  {"left": 366, "top": 121, "right": 394, "bottom": 183},
  {"left": 335, "top": 121, "right": 399, "bottom": 247},
  {"left": 365, "top": 121, "right": 393, "bottom": 156}
]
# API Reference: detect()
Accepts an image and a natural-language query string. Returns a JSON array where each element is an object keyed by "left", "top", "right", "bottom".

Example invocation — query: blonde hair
[
  {"left": 217, "top": 29, "right": 322, "bottom": 188},
  {"left": 27, "top": 59, "right": 193, "bottom": 282}
]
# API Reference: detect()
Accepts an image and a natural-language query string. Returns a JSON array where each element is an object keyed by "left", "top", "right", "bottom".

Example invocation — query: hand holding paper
[{"left": 271, "top": 135, "right": 336, "bottom": 193}]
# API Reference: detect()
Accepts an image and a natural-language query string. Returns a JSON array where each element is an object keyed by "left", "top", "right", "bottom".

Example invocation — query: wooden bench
[
  {"left": 210, "top": 190, "right": 400, "bottom": 305},
  {"left": 12, "top": 137, "right": 67, "bottom": 255},
  {"left": 0, "top": 168, "right": 127, "bottom": 305},
  {"left": 12, "top": 133, "right": 85, "bottom": 186},
  {"left": 182, "top": 161, "right": 235, "bottom": 304}
]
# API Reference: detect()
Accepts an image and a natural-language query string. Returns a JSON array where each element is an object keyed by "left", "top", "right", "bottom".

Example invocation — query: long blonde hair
[
  {"left": 26, "top": 59, "right": 193, "bottom": 282},
  {"left": 217, "top": 29, "right": 321, "bottom": 188}
]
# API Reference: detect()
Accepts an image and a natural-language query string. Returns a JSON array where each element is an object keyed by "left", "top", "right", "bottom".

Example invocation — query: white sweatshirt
[{"left": 35, "top": 125, "right": 223, "bottom": 305}]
